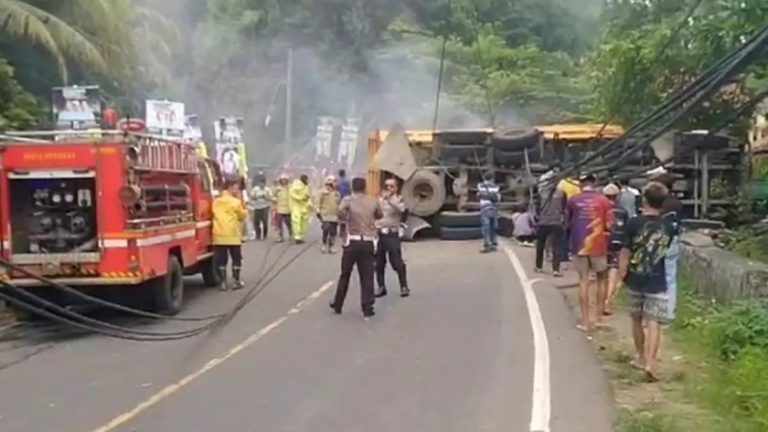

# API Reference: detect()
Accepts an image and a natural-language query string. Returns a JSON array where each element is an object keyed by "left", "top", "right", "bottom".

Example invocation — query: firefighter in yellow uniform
[
  {"left": 274, "top": 174, "right": 292, "bottom": 242},
  {"left": 212, "top": 180, "right": 248, "bottom": 290},
  {"left": 289, "top": 174, "right": 312, "bottom": 244}
]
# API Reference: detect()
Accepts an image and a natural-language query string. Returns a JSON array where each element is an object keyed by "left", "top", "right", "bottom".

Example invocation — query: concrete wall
[{"left": 680, "top": 232, "right": 768, "bottom": 303}]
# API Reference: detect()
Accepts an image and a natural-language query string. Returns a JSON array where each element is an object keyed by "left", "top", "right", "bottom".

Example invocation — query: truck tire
[
  {"left": 201, "top": 256, "right": 222, "bottom": 288},
  {"left": 152, "top": 255, "right": 184, "bottom": 315},
  {"left": 437, "top": 211, "right": 482, "bottom": 228},
  {"left": 402, "top": 170, "right": 446, "bottom": 217},
  {"left": 439, "top": 226, "right": 483, "bottom": 240},
  {"left": 491, "top": 128, "right": 540, "bottom": 152}
]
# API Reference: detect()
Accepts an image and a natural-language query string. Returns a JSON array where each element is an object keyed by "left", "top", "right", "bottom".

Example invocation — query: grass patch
[
  {"left": 616, "top": 410, "right": 676, "bottom": 432},
  {"left": 671, "top": 277, "right": 768, "bottom": 432}
]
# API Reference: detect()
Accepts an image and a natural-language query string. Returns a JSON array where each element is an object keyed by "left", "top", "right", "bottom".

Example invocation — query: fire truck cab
[{"left": 0, "top": 127, "right": 224, "bottom": 315}]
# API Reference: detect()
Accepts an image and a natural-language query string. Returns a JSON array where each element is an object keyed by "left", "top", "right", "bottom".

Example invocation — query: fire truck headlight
[
  {"left": 64, "top": 193, "right": 74, "bottom": 204},
  {"left": 52, "top": 193, "right": 62, "bottom": 204}
]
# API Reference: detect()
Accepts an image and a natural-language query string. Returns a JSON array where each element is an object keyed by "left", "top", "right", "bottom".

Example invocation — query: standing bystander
[
  {"left": 619, "top": 181, "right": 677, "bottom": 382},
  {"left": 603, "top": 183, "right": 629, "bottom": 315},
  {"left": 478, "top": 172, "right": 501, "bottom": 253},
  {"left": 337, "top": 169, "right": 351, "bottom": 199},
  {"left": 657, "top": 175, "right": 683, "bottom": 321},
  {"left": 534, "top": 188, "right": 566, "bottom": 277},
  {"left": 566, "top": 173, "right": 613, "bottom": 331},
  {"left": 250, "top": 174, "right": 273, "bottom": 240}
]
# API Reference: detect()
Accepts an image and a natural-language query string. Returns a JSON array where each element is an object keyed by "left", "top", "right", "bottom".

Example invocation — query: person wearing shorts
[
  {"left": 566, "top": 173, "right": 613, "bottom": 331},
  {"left": 619, "top": 181, "right": 677, "bottom": 382}
]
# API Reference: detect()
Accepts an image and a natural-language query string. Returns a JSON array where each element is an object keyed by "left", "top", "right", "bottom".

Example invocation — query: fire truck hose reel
[{"left": 402, "top": 170, "right": 446, "bottom": 217}]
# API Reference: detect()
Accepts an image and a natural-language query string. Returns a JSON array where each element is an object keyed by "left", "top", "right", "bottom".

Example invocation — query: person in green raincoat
[{"left": 289, "top": 174, "right": 312, "bottom": 244}]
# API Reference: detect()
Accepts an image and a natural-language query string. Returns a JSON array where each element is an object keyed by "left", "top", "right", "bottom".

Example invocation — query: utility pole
[{"left": 283, "top": 47, "right": 293, "bottom": 164}]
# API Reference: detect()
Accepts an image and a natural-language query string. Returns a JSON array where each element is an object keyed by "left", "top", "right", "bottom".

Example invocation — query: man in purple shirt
[{"left": 566, "top": 173, "right": 613, "bottom": 331}]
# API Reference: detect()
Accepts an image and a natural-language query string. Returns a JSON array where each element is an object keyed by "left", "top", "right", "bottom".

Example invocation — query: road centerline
[
  {"left": 89, "top": 280, "right": 335, "bottom": 432},
  {"left": 502, "top": 242, "right": 551, "bottom": 432}
]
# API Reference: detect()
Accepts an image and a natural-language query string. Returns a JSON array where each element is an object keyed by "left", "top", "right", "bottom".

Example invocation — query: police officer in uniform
[
  {"left": 330, "top": 177, "right": 382, "bottom": 318},
  {"left": 375, "top": 178, "right": 410, "bottom": 298}
]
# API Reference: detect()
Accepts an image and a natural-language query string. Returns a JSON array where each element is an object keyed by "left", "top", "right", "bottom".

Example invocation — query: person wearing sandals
[{"left": 618, "top": 182, "right": 677, "bottom": 382}]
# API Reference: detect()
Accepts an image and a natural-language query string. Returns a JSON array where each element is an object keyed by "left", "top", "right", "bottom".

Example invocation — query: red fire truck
[{"left": 0, "top": 124, "right": 224, "bottom": 314}]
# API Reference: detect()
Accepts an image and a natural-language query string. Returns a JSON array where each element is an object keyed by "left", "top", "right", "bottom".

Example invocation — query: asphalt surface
[{"left": 0, "top": 236, "right": 614, "bottom": 432}]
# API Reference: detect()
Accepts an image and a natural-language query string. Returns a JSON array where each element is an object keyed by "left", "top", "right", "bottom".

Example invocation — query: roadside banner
[
  {"left": 339, "top": 118, "right": 360, "bottom": 168},
  {"left": 315, "top": 117, "right": 335, "bottom": 159}
]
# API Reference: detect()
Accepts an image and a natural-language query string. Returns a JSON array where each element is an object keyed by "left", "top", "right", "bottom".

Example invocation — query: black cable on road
[
  {"left": 0, "top": 240, "right": 284, "bottom": 323},
  {"left": 0, "top": 241, "right": 317, "bottom": 341}
]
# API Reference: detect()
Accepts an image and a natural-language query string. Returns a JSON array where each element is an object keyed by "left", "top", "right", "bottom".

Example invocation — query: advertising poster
[
  {"left": 146, "top": 100, "right": 185, "bottom": 137},
  {"left": 52, "top": 86, "right": 102, "bottom": 130},
  {"left": 214, "top": 116, "right": 246, "bottom": 180}
]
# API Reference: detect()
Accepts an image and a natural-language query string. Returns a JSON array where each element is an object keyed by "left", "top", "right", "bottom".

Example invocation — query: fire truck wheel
[
  {"left": 152, "top": 255, "right": 185, "bottom": 315},
  {"left": 491, "top": 128, "right": 541, "bottom": 152},
  {"left": 402, "top": 170, "right": 446, "bottom": 218},
  {"left": 201, "top": 257, "right": 223, "bottom": 288}
]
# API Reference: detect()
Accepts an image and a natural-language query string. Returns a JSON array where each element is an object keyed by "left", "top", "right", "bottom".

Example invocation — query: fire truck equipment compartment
[{"left": 9, "top": 175, "right": 98, "bottom": 255}]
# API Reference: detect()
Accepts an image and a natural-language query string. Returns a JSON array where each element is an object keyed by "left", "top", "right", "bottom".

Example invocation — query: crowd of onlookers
[{"left": 509, "top": 164, "right": 682, "bottom": 382}]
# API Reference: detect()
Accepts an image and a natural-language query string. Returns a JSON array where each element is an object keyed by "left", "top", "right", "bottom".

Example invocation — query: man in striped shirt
[{"left": 478, "top": 172, "right": 501, "bottom": 253}]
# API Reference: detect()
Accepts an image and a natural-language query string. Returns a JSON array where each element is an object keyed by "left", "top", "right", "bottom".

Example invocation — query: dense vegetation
[{"left": 1, "top": 0, "right": 767, "bottom": 159}]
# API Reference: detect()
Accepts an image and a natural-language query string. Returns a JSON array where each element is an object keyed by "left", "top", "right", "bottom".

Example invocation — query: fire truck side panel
[{"left": 131, "top": 223, "right": 199, "bottom": 279}]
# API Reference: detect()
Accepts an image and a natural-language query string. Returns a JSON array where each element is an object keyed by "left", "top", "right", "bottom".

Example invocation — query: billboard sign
[
  {"left": 145, "top": 100, "right": 185, "bottom": 136},
  {"left": 52, "top": 86, "right": 101, "bottom": 130}
]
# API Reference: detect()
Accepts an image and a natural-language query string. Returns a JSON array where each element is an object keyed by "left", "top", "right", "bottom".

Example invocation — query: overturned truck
[{"left": 367, "top": 124, "right": 746, "bottom": 239}]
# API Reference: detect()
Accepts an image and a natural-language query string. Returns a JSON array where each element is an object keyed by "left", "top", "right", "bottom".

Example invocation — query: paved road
[{"left": 0, "top": 238, "right": 613, "bottom": 432}]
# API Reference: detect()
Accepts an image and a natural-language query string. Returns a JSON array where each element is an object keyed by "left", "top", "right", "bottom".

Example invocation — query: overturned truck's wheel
[
  {"left": 437, "top": 211, "right": 482, "bottom": 228},
  {"left": 402, "top": 170, "right": 446, "bottom": 217},
  {"left": 439, "top": 226, "right": 483, "bottom": 240},
  {"left": 201, "top": 256, "right": 222, "bottom": 288},
  {"left": 491, "top": 127, "right": 541, "bottom": 152},
  {"left": 150, "top": 255, "right": 185, "bottom": 315}
]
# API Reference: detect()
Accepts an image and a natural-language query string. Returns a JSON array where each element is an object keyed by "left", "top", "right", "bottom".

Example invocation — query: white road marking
[
  {"left": 90, "top": 280, "right": 335, "bottom": 432},
  {"left": 502, "top": 242, "right": 551, "bottom": 432}
]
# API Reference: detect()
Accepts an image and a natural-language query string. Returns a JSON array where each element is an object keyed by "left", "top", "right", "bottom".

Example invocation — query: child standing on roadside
[{"left": 619, "top": 181, "right": 677, "bottom": 382}]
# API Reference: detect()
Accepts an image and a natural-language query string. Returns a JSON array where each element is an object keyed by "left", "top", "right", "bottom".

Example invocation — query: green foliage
[
  {"left": 673, "top": 278, "right": 768, "bottom": 431},
  {"left": 0, "top": 59, "right": 44, "bottom": 130},
  {"left": 444, "top": 28, "right": 594, "bottom": 124},
  {"left": 718, "top": 226, "right": 768, "bottom": 264},
  {"left": 590, "top": 0, "right": 768, "bottom": 127}
]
